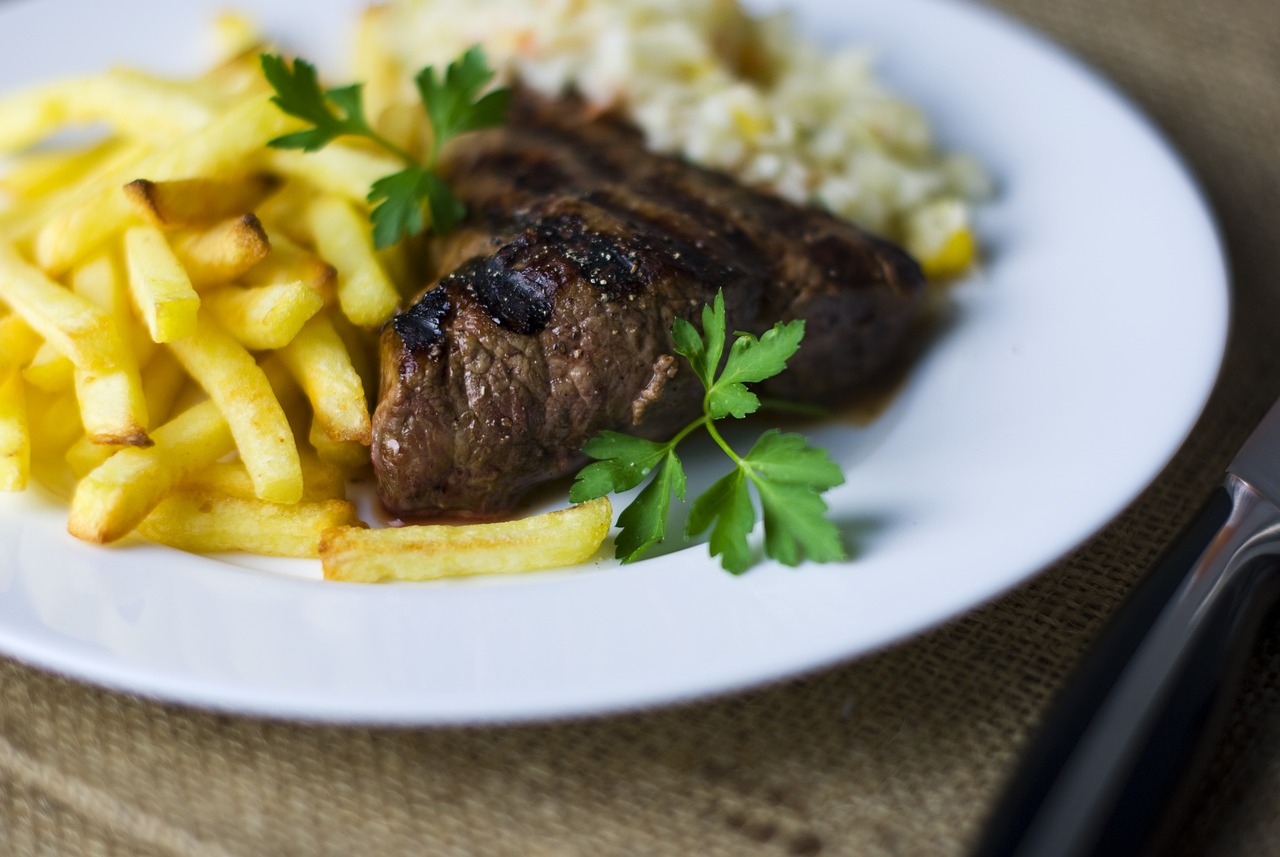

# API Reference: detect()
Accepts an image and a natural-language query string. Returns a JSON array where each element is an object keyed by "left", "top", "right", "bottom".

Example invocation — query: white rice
[{"left": 374, "top": 0, "right": 988, "bottom": 256}]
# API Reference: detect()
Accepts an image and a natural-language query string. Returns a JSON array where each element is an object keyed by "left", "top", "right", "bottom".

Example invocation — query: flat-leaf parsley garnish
[
  {"left": 260, "top": 46, "right": 510, "bottom": 248},
  {"left": 570, "top": 291, "right": 847, "bottom": 573}
]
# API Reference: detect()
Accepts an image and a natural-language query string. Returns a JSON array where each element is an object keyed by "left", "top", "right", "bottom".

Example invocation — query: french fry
[
  {"left": 123, "top": 224, "right": 200, "bottom": 342},
  {"left": 208, "top": 11, "right": 264, "bottom": 65},
  {"left": 309, "top": 416, "right": 372, "bottom": 470},
  {"left": 202, "top": 280, "right": 325, "bottom": 351},
  {"left": 0, "top": 314, "right": 41, "bottom": 377},
  {"left": 67, "top": 399, "right": 234, "bottom": 543},
  {"left": 242, "top": 230, "right": 337, "bottom": 301},
  {"left": 374, "top": 239, "right": 414, "bottom": 298},
  {"left": 278, "top": 314, "right": 371, "bottom": 443},
  {"left": 371, "top": 102, "right": 428, "bottom": 159},
  {"left": 139, "top": 489, "right": 359, "bottom": 557},
  {"left": 169, "top": 213, "right": 271, "bottom": 287},
  {"left": 0, "top": 243, "right": 116, "bottom": 370},
  {"left": 123, "top": 174, "right": 280, "bottom": 230},
  {"left": 64, "top": 348, "right": 188, "bottom": 478},
  {"left": 167, "top": 315, "right": 303, "bottom": 504},
  {"left": 21, "top": 341, "right": 73, "bottom": 392},
  {"left": 180, "top": 455, "right": 347, "bottom": 502},
  {"left": 73, "top": 362, "right": 151, "bottom": 447},
  {"left": 0, "top": 81, "right": 69, "bottom": 154},
  {"left": 0, "top": 142, "right": 148, "bottom": 243},
  {"left": 0, "top": 372, "right": 29, "bottom": 491},
  {"left": 139, "top": 347, "right": 188, "bottom": 428},
  {"left": 352, "top": 6, "right": 410, "bottom": 141},
  {"left": 260, "top": 350, "right": 369, "bottom": 470},
  {"left": 259, "top": 353, "right": 309, "bottom": 430},
  {"left": 67, "top": 252, "right": 150, "bottom": 445},
  {"left": 265, "top": 144, "right": 401, "bottom": 204},
  {"left": 71, "top": 250, "right": 155, "bottom": 365},
  {"left": 330, "top": 313, "right": 378, "bottom": 409},
  {"left": 305, "top": 195, "right": 399, "bottom": 327},
  {"left": 64, "top": 435, "right": 110, "bottom": 480},
  {"left": 0, "top": 70, "right": 215, "bottom": 154},
  {"left": 34, "top": 95, "right": 300, "bottom": 273},
  {"left": 25, "top": 386, "right": 82, "bottom": 461},
  {"left": 320, "top": 498, "right": 614, "bottom": 583},
  {"left": 0, "top": 139, "right": 126, "bottom": 202}
]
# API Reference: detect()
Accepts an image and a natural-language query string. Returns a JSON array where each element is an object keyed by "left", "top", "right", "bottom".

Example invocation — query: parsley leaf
[
  {"left": 613, "top": 450, "right": 686, "bottom": 562},
  {"left": 260, "top": 47, "right": 509, "bottom": 248},
  {"left": 575, "top": 290, "right": 847, "bottom": 573},
  {"left": 686, "top": 468, "right": 755, "bottom": 573},
  {"left": 260, "top": 56, "right": 374, "bottom": 150},
  {"left": 415, "top": 46, "right": 511, "bottom": 158},
  {"left": 744, "top": 429, "right": 844, "bottom": 490},
  {"left": 706, "top": 319, "right": 804, "bottom": 420},
  {"left": 367, "top": 167, "right": 430, "bottom": 250},
  {"left": 570, "top": 432, "right": 674, "bottom": 503},
  {"left": 744, "top": 430, "right": 846, "bottom": 566},
  {"left": 671, "top": 290, "right": 727, "bottom": 388}
]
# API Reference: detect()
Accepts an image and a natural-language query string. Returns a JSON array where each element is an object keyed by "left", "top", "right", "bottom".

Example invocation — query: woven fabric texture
[{"left": 3, "top": 0, "right": 1280, "bottom": 854}]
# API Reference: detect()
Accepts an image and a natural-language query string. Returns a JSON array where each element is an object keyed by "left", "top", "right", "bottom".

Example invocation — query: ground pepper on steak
[{"left": 372, "top": 91, "right": 927, "bottom": 518}]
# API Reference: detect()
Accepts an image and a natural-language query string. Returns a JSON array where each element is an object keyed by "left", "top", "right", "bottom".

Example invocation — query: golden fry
[
  {"left": 308, "top": 416, "right": 372, "bottom": 471},
  {"left": 242, "top": 231, "right": 337, "bottom": 300},
  {"left": 0, "top": 372, "right": 29, "bottom": 491},
  {"left": 123, "top": 224, "right": 200, "bottom": 343},
  {"left": 0, "top": 243, "right": 116, "bottom": 370},
  {"left": 207, "top": 11, "right": 264, "bottom": 65},
  {"left": 279, "top": 314, "right": 371, "bottom": 444},
  {"left": 139, "top": 489, "right": 360, "bottom": 557},
  {"left": 21, "top": 342, "right": 73, "bottom": 392},
  {"left": 34, "top": 96, "right": 300, "bottom": 273},
  {"left": 64, "top": 348, "right": 189, "bottom": 478},
  {"left": 320, "top": 498, "right": 614, "bottom": 583},
  {"left": 305, "top": 195, "right": 399, "bottom": 327},
  {"left": 67, "top": 399, "right": 233, "bottom": 543},
  {"left": 25, "top": 387, "right": 82, "bottom": 462},
  {"left": 71, "top": 251, "right": 155, "bottom": 365},
  {"left": 73, "top": 363, "right": 151, "bottom": 447},
  {"left": 0, "top": 140, "right": 126, "bottom": 202},
  {"left": 123, "top": 173, "right": 280, "bottom": 230},
  {"left": 169, "top": 213, "right": 271, "bottom": 287},
  {"left": 180, "top": 455, "right": 347, "bottom": 503},
  {"left": 68, "top": 252, "right": 150, "bottom": 445},
  {"left": 258, "top": 353, "right": 309, "bottom": 431},
  {"left": 0, "top": 142, "right": 148, "bottom": 244},
  {"left": 0, "top": 82, "right": 69, "bottom": 154},
  {"left": 0, "top": 314, "right": 41, "bottom": 377},
  {"left": 139, "top": 347, "right": 188, "bottom": 427},
  {"left": 352, "top": 6, "right": 410, "bottom": 142},
  {"left": 0, "top": 70, "right": 214, "bottom": 154},
  {"left": 202, "top": 281, "right": 325, "bottom": 350},
  {"left": 330, "top": 313, "right": 378, "bottom": 409},
  {"left": 265, "top": 144, "right": 401, "bottom": 204},
  {"left": 167, "top": 316, "right": 303, "bottom": 504}
]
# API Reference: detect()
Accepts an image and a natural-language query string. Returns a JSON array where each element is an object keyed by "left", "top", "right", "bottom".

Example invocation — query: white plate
[{"left": 0, "top": 0, "right": 1228, "bottom": 723}]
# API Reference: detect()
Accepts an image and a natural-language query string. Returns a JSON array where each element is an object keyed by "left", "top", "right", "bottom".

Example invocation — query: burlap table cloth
[{"left": 2, "top": 0, "right": 1278, "bottom": 853}]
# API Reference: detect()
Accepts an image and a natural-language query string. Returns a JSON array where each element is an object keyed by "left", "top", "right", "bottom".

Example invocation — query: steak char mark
[{"left": 373, "top": 92, "right": 926, "bottom": 517}]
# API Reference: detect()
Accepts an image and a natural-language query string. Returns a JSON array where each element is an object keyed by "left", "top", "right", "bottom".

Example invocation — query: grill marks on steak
[
  {"left": 373, "top": 92, "right": 926, "bottom": 517},
  {"left": 376, "top": 194, "right": 762, "bottom": 515}
]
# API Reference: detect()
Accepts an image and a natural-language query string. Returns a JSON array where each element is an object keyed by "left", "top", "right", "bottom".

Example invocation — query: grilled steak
[{"left": 373, "top": 92, "right": 927, "bottom": 517}]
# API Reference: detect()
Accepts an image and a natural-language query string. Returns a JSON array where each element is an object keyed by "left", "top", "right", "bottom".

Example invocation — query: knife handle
[{"left": 971, "top": 478, "right": 1280, "bottom": 857}]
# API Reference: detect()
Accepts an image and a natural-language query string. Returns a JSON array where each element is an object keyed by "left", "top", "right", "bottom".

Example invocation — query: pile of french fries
[{"left": 0, "top": 14, "right": 610, "bottom": 581}]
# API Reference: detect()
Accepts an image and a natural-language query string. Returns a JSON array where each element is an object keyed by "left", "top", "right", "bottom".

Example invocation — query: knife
[{"left": 971, "top": 396, "right": 1280, "bottom": 857}]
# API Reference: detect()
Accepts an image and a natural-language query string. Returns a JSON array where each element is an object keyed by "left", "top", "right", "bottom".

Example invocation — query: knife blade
[{"left": 971, "top": 396, "right": 1280, "bottom": 857}]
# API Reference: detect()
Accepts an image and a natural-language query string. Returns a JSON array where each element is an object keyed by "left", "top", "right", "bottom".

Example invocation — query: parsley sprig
[
  {"left": 260, "top": 47, "right": 510, "bottom": 248},
  {"left": 570, "top": 292, "right": 847, "bottom": 573}
]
